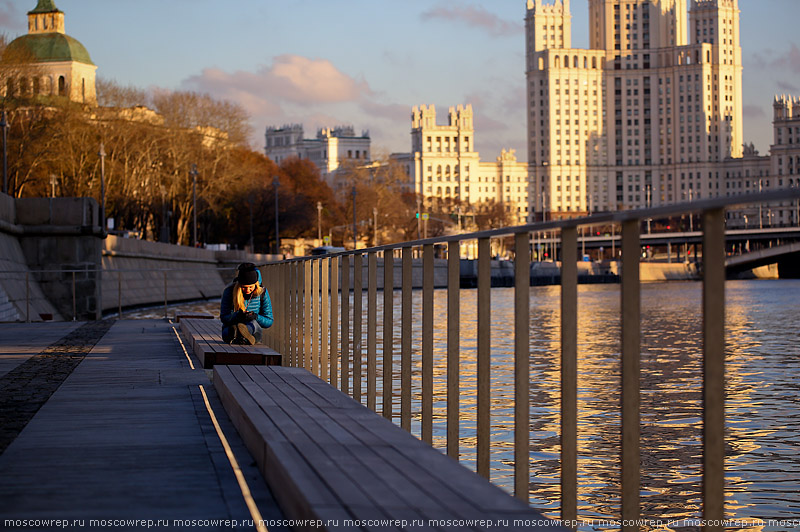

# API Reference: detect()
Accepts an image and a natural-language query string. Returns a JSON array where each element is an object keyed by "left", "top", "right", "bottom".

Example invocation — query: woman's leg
[
  {"left": 236, "top": 321, "right": 262, "bottom": 345},
  {"left": 222, "top": 326, "right": 237, "bottom": 344}
]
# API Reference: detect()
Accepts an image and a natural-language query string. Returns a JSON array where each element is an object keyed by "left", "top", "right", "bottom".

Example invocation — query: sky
[{"left": 1, "top": 0, "right": 798, "bottom": 159}]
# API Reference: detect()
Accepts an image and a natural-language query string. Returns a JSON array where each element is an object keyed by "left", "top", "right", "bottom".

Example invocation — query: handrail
[{"left": 260, "top": 188, "right": 800, "bottom": 530}]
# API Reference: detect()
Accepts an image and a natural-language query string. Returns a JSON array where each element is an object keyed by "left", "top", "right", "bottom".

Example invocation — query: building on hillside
[
  {"left": 392, "top": 104, "right": 531, "bottom": 225},
  {"left": 264, "top": 124, "right": 371, "bottom": 179},
  {"left": 0, "top": 0, "right": 97, "bottom": 105},
  {"left": 525, "top": 0, "right": 744, "bottom": 218}
]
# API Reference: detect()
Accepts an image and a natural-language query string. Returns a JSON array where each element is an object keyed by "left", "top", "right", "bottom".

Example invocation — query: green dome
[{"left": 3, "top": 32, "right": 94, "bottom": 66}]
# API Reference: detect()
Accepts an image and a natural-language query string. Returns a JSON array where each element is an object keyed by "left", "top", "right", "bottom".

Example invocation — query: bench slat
[
  {"left": 179, "top": 318, "right": 281, "bottom": 368},
  {"left": 215, "top": 365, "right": 567, "bottom": 532}
]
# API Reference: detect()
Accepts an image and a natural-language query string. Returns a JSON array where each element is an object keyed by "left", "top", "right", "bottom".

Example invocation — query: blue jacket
[{"left": 219, "top": 271, "right": 273, "bottom": 329}]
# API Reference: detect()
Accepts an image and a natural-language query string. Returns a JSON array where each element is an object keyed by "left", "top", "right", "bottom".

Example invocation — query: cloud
[
  {"left": 750, "top": 42, "right": 800, "bottom": 71},
  {"left": 421, "top": 4, "right": 522, "bottom": 38},
  {"left": 183, "top": 54, "right": 372, "bottom": 109},
  {"left": 776, "top": 80, "right": 800, "bottom": 93},
  {"left": 180, "top": 55, "right": 414, "bottom": 150},
  {"left": 742, "top": 104, "right": 765, "bottom": 120}
]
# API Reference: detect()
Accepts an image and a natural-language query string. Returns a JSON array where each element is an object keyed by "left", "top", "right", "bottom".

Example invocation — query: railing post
[
  {"left": 401, "top": 246, "right": 412, "bottom": 432},
  {"left": 477, "top": 237, "right": 491, "bottom": 478},
  {"left": 304, "top": 260, "right": 312, "bottom": 371},
  {"left": 340, "top": 254, "right": 350, "bottom": 393},
  {"left": 561, "top": 226, "right": 578, "bottom": 523},
  {"left": 297, "top": 261, "right": 305, "bottom": 368},
  {"left": 382, "top": 249, "right": 394, "bottom": 419},
  {"left": 118, "top": 271, "right": 122, "bottom": 319},
  {"left": 330, "top": 256, "right": 339, "bottom": 386},
  {"left": 367, "top": 252, "right": 377, "bottom": 411},
  {"left": 163, "top": 270, "right": 167, "bottom": 321},
  {"left": 312, "top": 259, "right": 320, "bottom": 375},
  {"left": 447, "top": 240, "right": 461, "bottom": 460},
  {"left": 703, "top": 208, "right": 726, "bottom": 531},
  {"left": 513, "top": 231, "right": 530, "bottom": 502},
  {"left": 26, "top": 272, "right": 30, "bottom": 323},
  {"left": 73, "top": 271, "right": 78, "bottom": 321},
  {"left": 321, "top": 258, "right": 330, "bottom": 382},
  {"left": 421, "top": 244, "right": 434, "bottom": 444},
  {"left": 621, "top": 219, "right": 641, "bottom": 531},
  {"left": 288, "top": 262, "right": 296, "bottom": 367},
  {"left": 353, "top": 253, "right": 363, "bottom": 402}
]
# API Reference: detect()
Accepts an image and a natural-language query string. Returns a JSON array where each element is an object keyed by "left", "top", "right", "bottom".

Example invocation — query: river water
[{"left": 135, "top": 279, "right": 800, "bottom": 531}]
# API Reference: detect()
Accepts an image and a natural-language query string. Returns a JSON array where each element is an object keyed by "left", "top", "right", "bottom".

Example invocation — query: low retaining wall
[{"left": 101, "top": 235, "right": 227, "bottom": 314}]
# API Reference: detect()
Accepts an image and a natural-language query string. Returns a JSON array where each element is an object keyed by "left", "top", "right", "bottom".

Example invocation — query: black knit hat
[{"left": 236, "top": 263, "right": 259, "bottom": 286}]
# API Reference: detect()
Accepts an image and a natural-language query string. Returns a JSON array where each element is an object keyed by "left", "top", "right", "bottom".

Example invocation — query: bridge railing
[{"left": 260, "top": 189, "right": 800, "bottom": 530}]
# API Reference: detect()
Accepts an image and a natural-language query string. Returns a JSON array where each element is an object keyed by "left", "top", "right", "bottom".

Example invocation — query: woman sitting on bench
[{"left": 220, "top": 263, "right": 273, "bottom": 345}]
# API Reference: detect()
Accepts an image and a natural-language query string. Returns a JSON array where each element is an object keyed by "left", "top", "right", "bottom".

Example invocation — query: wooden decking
[
  {"left": 215, "top": 364, "right": 567, "bottom": 532},
  {"left": 0, "top": 320, "right": 286, "bottom": 529},
  {"left": 180, "top": 317, "right": 281, "bottom": 369}
]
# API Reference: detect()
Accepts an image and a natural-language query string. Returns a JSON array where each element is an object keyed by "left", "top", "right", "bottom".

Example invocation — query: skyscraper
[{"left": 525, "top": 0, "right": 742, "bottom": 218}]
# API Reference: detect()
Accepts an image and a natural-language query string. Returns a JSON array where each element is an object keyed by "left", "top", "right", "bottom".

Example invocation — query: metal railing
[{"left": 261, "top": 189, "right": 800, "bottom": 530}]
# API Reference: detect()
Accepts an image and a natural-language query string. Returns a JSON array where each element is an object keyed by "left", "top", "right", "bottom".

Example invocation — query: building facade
[
  {"left": 722, "top": 96, "right": 800, "bottom": 228},
  {"left": 526, "top": 0, "right": 744, "bottom": 218},
  {"left": 393, "top": 104, "right": 530, "bottom": 225},
  {"left": 0, "top": 0, "right": 97, "bottom": 105},
  {"left": 264, "top": 124, "right": 371, "bottom": 179}
]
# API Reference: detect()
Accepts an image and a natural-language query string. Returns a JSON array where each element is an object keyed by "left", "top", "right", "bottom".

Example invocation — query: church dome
[{"left": 3, "top": 32, "right": 94, "bottom": 66}]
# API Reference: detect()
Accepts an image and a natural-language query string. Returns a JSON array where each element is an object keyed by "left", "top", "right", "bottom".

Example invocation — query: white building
[
  {"left": 393, "top": 104, "right": 530, "bottom": 225},
  {"left": 264, "top": 124, "right": 371, "bottom": 181}
]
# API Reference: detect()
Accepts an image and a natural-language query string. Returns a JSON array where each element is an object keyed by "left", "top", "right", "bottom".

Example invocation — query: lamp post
[
  {"left": 317, "top": 201, "right": 323, "bottom": 244},
  {"left": 159, "top": 185, "right": 168, "bottom": 243},
  {"left": 273, "top": 176, "right": 280, "bottom": 255},
  {"left": 373, "top": 207, "right": 378, "bottom": 247},
  {"left": 646, "top": 184, "right": 651, "bottom": 234},
  {"left": 351, "top": 186, "right": 357, "bottom": 250},
  {"left": 416, "top": 195, "right": 422, "bottom": 240},
  {"left": 99, "top": 143, "right": 106, "bottom": 233},
  {"left": 191, "top": 164, "right": 198, "bottom": 247},
  {"left": 758, "top": 180, "right": 763, "bottom": 229},
  {"left": 49, "top": 175, "right": 57, "bottom": 198},
  {"left": 248, "top": 196, "right": 254, "bottom": 252},
  {"left": 1, "top": 110, "right": 8, "bottom": 195}
]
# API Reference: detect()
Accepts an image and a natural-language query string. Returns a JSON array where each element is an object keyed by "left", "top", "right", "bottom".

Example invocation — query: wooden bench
[
  {"left": 175, "top": 312, "right": 214, "bottom": 322},
  {"left": 214, "top": 365, "right": 567, "bottom": 532},
  {"left": 179, "top": 318, "right": 281, "bottom": 369}
]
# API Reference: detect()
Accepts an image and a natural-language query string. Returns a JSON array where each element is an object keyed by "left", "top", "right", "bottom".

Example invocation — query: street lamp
[
  {"left": 317, "top": 201, "right": 323, "bottom": 244},
  {"left": 273, "top": 176, "right": 280, "bottom": 255},
  {"left": 191, "top": 164, "right": 198, "bottom": 247},
  {"left": 159, "top": 185, "right": 169, "bottom": 243},
  {"left": 373, "top": 207, "right": 378, "bottom": 247},
  {"left": 49, "top": 175, "right": 57, "bottom": 198},
  {"left": 758, "top": 180, "right": 763, "bottom": 229},
  {"left": 1, "top": 110, "right": 9, "bottom": 195},
  {"left": 99, "top": 143, "right": 106, "bottom": 233},
  {"left": 248, "top": 196, "right": 254, "bottom": 252},
  {"left": 352, "top": 186, "right": 357, "bottom": 250}
]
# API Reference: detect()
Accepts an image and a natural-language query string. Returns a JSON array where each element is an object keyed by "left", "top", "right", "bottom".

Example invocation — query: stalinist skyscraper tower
[{"left": 525, "top": 0, "right": 742, "bottom": 217}]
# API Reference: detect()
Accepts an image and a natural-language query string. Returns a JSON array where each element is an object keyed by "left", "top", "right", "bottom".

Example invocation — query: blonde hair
[{"left": 233, "top": 281, "right": 264, "bottom": 312}]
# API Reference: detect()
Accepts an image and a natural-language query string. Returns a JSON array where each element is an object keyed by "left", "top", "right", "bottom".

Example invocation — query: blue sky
[{"left": 1, "top": 0, "right": 798, "bottom": 158}]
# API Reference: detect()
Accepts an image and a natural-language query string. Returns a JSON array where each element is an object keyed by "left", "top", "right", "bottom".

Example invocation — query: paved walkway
[{"left": 0, "top": 319, "right": 287, "bottom": 532}]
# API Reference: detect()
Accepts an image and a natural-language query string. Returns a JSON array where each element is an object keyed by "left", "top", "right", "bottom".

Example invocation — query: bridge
[{"left": 725, "top": 240, "right": 800, "bottom": 277}]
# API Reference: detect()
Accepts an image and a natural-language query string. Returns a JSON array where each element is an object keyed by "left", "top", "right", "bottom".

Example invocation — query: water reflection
[{"left": 141, "top": 280, "right": 800, "bottom": 531}]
